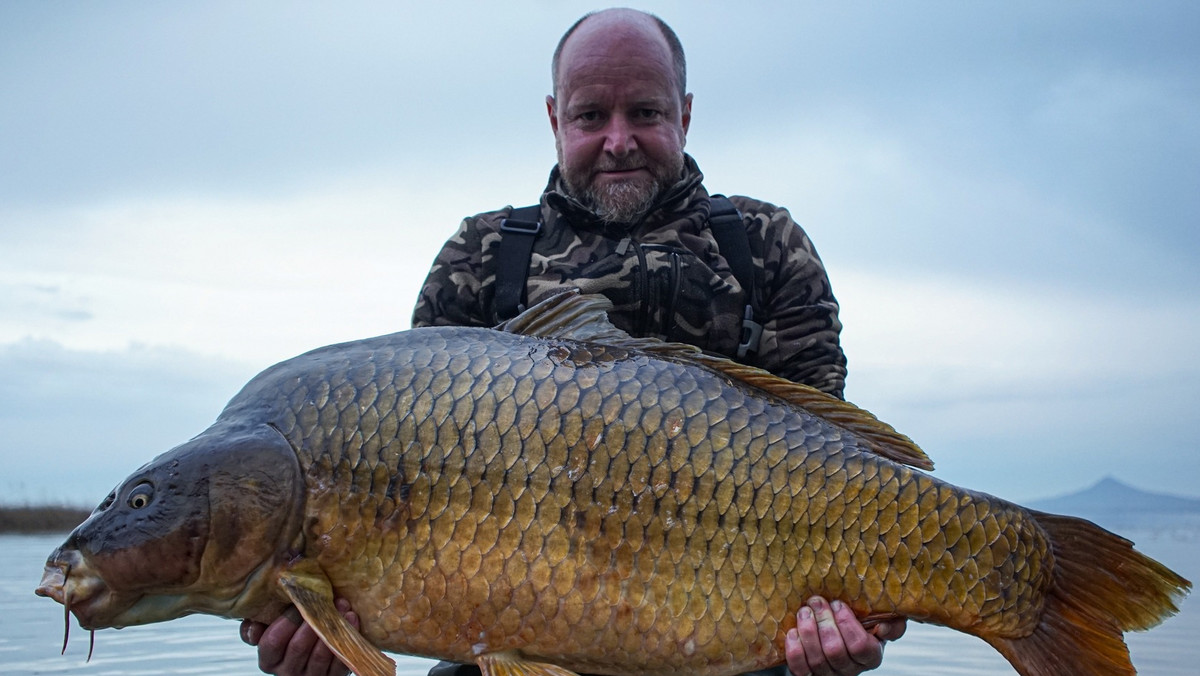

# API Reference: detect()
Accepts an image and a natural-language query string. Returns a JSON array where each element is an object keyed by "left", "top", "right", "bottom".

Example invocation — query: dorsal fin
[
  {"left": 686, "top": 355, "right": 933, "bottom": 470},
  {"left": 498, "top": 290, "right": 933, "bottom": 470},
  {"left": 496, "top": 289, "right": 627, "bottom": 342},
  {"left": 498, "top": 290, "right": 716, "bottom": 360}
]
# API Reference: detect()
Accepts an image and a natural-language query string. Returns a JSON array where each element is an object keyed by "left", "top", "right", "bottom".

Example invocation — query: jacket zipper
[
  {"left": 664, "top": 251, "right": 681, "bottom": 339},
  {"left": 629, "top": 238, "right": 651, "bottom": 337}
]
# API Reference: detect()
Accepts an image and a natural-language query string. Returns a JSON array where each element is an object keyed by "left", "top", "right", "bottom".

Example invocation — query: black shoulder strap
[
  {"left": 708, "top": 195, "right": 763, "bottom": 358},
  {"left": 493, "top": 204, "right": 542, "bottom": 323},
  {"left": 708, "top": 196, "right": 754, "bottom": 300}
]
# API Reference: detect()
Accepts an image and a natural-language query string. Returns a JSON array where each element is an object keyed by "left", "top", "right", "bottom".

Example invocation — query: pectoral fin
[
  {"left": 477, "top": 651, "right": 581, "bottom": 676},
  {"left": 278, "top": 565, "right": 395, "bottom": 676}
]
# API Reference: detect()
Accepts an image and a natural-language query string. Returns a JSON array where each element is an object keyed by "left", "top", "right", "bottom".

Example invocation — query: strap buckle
[
  {"left": 737, "top": 305, "right": 762, "bottom": 359},
  {"left": 500, "top": 218, "right": 541, "bottom": 235}
]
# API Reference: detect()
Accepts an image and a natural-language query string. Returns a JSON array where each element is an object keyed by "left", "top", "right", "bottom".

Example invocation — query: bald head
[{"left": 551, "top": 9, "right": 687, "bottom": 102}]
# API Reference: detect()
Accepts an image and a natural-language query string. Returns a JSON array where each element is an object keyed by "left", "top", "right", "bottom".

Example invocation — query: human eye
[
  {"left": 573, "top": 109, "right": 606, "bottom": 129},
  {"left": 634, "top": 107, "right": 663, "bottom": 122}
]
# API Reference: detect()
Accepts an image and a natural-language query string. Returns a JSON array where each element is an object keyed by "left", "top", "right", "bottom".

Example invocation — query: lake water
[{"left": 3, "top": 527, "right": 1196, "bottom": 675}]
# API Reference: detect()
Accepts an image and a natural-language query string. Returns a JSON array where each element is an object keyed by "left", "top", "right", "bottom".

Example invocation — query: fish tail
[{"left": 985, "top": 511, "right": 1191, "bottom": 676}]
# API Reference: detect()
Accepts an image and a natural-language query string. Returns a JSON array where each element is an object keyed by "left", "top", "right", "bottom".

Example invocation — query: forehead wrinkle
[
  {"left": 559, "top": 61, "right": 678, "bottom": 114},
  {"left": 562, "top": 52, "right": 672, "bottom": 82}
]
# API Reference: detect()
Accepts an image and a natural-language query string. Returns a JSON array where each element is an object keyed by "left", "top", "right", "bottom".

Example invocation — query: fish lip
[
  {"left": 36, "top": 551, "right": 113, "bottom": 630},
  {"left": 36, "top": 553, "right": 77, "bottom": 605},
  {"left": 35, "top": 572, "right": 67, "bottom": 604}
]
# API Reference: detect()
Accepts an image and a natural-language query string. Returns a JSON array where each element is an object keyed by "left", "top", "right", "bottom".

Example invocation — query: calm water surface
[{"left": 3, "top": 528, "right": 1195, "bottom": 675}]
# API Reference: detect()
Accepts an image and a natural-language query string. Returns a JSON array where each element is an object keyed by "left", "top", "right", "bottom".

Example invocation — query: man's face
[{"left": 548, "top": 18, "right": 692, "bottom": 223}]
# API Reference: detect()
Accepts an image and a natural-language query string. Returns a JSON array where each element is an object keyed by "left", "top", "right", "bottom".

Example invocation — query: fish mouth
[{"left": 36, "top": 549, "right": 121, "bottom": 631}]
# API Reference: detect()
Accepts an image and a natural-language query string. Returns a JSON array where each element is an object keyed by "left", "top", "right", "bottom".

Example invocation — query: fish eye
[{"left": 127, "top": 483, "right": 155, "bottom": 509}]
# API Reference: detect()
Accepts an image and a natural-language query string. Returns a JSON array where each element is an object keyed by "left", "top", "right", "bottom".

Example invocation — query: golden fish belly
[{"left": 260, "top": 327, "right": 1050, "bottom": 676}]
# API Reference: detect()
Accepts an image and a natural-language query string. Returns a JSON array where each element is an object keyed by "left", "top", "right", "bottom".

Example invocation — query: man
[{"left": 243, "top": 8, "right": 905, "bottom": 676}]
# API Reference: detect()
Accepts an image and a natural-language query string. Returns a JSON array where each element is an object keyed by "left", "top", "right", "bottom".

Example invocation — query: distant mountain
[{"left": 1029, "top": 476, "right": 1200, "bottom": 529}]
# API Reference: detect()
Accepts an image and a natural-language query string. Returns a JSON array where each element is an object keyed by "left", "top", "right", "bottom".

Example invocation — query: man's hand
[
  {"left": 784, "top": 596, "right": 906, "bottom": 676},
  {"left": 239, "top": 599, "right": 358, "bottom": 676}
]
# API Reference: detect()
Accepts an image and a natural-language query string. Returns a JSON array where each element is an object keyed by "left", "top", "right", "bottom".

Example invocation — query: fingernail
[
  {"left": 799, "top": 606, "right": 812, "bottom": 621},
  {"left": 830, "top": 599, "right": 844, "bottom": 612}
]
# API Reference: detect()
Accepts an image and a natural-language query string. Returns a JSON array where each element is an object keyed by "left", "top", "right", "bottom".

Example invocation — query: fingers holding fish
[
  {"left": 826, "top": 599, "right": 884, "bottom": 672},
  {"left": 251, "top": 600, "right": 359, "bottom": 676},
  {"left": 785, "top": 597, "right": 883, "bottom": 676},
  {"left": 241, "top": 617, "right": 266, "bottom": 647},
  {"left": 867, "top": 616, "right": 906, "bottom": 644}
]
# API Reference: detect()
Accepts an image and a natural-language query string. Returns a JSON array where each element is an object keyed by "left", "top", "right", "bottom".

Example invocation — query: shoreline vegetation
[{"left": 0, "top": 505, "right": 92, "bottom": 533}]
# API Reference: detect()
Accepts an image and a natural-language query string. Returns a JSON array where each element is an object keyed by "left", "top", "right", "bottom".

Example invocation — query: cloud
[
  {"left": 0, "top": 1, "right": 562, "bottom": 207},
  {"left": 0, "top": 165, "right": 567, "bottom": 363},
  {"left": 0, "top": 282, "right": 94, "bottom": 327},
  {"left": 834, "top": 269, "right": 1200, "bottom": 500},
  {"left": 1, "top": 1, "right": 1197, "bottom": 505},
  {"left": 0, "top": 339, "right": 253, "bottom": 505},
  {"left": 697, "top": 102, "right": 1198, "bottom": 305},
  {"left": 681, "top": 2, "right": 1200, "bottom": 296},
  {"left": 838, "top": 271, "right": 1200, "bottom": 388}
]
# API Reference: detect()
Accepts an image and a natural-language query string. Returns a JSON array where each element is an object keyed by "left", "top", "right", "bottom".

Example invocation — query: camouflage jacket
[{"left": 412, "top": 156, "right": 847, "bottom": 399}]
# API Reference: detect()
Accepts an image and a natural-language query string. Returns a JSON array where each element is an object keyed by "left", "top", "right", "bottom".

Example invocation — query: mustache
[{"left": 593, "top": 156, "right": 648, "bottom": 173}]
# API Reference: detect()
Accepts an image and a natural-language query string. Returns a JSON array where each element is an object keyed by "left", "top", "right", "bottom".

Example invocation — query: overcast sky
[{"left": 2, "top": 1, "right": 1198, "bottom": 508}]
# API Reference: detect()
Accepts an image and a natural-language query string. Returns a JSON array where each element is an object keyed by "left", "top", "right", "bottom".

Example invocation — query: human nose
[{"left": 602, "top": 115, "right": 637, "bottom": 157}]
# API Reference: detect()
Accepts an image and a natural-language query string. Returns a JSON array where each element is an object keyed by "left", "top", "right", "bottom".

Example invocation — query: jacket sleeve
[
  {"left": 411, "top": 216, "right": 493, "bottom": 329},
  {"left": 746, "top": 203, "right": 847, "bottom": 399}
]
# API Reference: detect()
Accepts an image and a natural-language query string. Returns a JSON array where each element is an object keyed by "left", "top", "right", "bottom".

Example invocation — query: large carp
[{"left": 37, "top": 291, "right": 1188, "bottom": 676}]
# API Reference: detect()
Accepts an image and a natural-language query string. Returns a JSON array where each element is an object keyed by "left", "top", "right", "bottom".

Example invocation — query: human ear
[
  {"left": 546, "top": 95, "right": 559, "bottom": 136},
  {"left": 681, "top": 93, "right": 693, "bottom": 137}
]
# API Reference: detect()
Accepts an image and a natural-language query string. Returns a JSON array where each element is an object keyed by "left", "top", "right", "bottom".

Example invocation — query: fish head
[{"left": 36, "top": 422, "right": 304, "bottom": 629}]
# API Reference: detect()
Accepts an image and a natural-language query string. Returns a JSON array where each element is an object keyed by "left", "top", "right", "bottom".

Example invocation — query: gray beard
[
  {"left": 579, "top": 178, "right": 661, "bottom": 225},
  {"left": 559, "top": 150, "right": 685, "bottom": 225}
]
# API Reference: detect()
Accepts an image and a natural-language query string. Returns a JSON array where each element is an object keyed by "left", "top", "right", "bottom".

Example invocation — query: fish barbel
[{"left": 36, "top": 291, "right": 1189, "bottom": 676}]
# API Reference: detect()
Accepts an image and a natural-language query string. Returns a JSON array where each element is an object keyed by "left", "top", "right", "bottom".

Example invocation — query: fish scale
[
  {"left": 36, "top": 292, "right": 1189, "bottom": 676},
  {"left": 234, "top": 319, "right": 1041, "bottom": 675}
]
